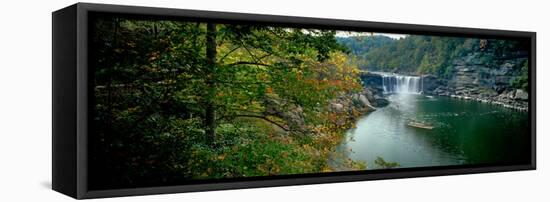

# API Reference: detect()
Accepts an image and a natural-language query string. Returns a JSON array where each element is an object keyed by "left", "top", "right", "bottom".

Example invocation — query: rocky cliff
[
  {"left": 359, "top": 51, "right": 529, "bottom": 111},
  {"left": 263, "top": 86, "right": 388, "bottom": 136},
  {"left": 328, "top": 87, "right": 389, "bottom": 127},
  {"left": 424, "top": 52, "right": 529, "bottom": 111}
]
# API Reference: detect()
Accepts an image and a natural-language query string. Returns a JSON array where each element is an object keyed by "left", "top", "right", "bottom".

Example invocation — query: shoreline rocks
[
  {"left": 329, "top": 87, "right": 389, "bottom": 126},
  {"left": 359, "top": 52, "right": 530, "bottom": 112},
  {"left": 426, "top": 53, "right": 529, "bottom": 111},
  {"left": 428, "top": 82, "right": 528, "bottom": 111},
  {"left": 445, "top": 93, "right": 528, "bottom": 111}
]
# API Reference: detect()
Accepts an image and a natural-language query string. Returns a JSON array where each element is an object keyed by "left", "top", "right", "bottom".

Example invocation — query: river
[{"left": 333, "top": 90, "right": 530, "bottom": 170}]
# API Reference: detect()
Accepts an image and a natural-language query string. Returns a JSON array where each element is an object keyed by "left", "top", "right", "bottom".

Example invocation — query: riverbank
[
  {"left": 334, "top": 93, "right": 530, "bottom": 169},
  {"left": 425, "top": 75, "right": 528, "bottom": 111},
  {"left": 437, "top": 90, "right": 528, "bottom": 111},
  {"left": 361, "top": 71, "right": 529, "bottom": 111},
  {"left": 324, "top": 87, "right": 390, "bottom": 171},
  {"left": 423, "top": 54, "right": 529, "bottom": 111}
]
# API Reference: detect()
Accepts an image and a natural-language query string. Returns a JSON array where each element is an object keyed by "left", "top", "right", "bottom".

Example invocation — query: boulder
[
  {"left": 373, "top": 98, "right": 389, "bottom": 107},
  {"left": 514, "top": 89, "right": 529, "bottom": 100},
  {"left": 330, "top": 103, "right": 344, "bottom": 113},
  {"left": 358, "top": 94, "right": 370, "bottom": 107},
  {"left": 263, "top": 96, "right": 308, "bottom": 134},
  {"left": 283, "top": 107, "right": 307, "bottom": 133},
  {"left": 363, "top": 88, "right": 376, "bottom": 102}
]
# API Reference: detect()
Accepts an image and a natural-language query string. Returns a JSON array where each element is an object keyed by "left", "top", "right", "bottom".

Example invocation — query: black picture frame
[{"left": 52, "top": 2, "right": 536, "bottom": 199}]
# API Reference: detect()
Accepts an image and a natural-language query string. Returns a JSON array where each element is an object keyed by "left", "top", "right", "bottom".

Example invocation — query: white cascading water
[{"left": 382, "top": 74, "right": 422, "bottom": 94}]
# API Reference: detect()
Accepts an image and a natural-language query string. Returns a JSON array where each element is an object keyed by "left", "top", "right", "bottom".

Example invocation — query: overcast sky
[{"left": 335, "top": 31, "right": 408, "bottom": 39}]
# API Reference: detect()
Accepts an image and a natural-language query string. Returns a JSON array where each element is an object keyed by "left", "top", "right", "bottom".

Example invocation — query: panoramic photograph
[{"left": 89, "top": 16, "right": 530, "bottom": 189}]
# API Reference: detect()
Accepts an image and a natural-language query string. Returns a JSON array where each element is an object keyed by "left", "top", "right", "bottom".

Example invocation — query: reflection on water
[{"left": 336, "top": 94, "right": 529, "bottom": 170}]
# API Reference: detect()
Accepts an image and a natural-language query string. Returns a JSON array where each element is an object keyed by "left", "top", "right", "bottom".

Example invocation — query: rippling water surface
[{"left": 336, "top": 94, "right": 530, "bottom": 169}]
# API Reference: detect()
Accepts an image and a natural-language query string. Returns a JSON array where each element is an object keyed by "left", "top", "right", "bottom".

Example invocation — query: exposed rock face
[
  {"left": 445, "top": 54, "right": 524, "bottom": 94},
  {"left": 514, "top": 89, "right": 529, "bottom": 100},
  {"left": 357, "top": 73, "right": 391, "bottom": 107},
  {"left": 349, "top": 94, "right": 371, "bottom": 109},
  {"left": 358, "top": 94, "right": 370, "bottom": 107},
  {"left": 264, "top": 96, "right": 308, "bottom": 133},
  {"left": 329, "top": 103, "right": 344, "bottom": 113},
  {"left": 284, "top": 106, "right": 307, "bottom": 133},
  {"left": 358, "top": 87, "right": 389, "bottom": 108},
  {"left": 420, "top": 53, "right": 529, "bottom": 111},
  {"left": 329, "top": 96, "right": 360, "bottom": 126},
  {"left": 357, "top": 53, "right": 529, "bottom": 111},
  {"left": 360, "top": 72, "right": 383, "bottom": 87},
  {"left": 355, "top": 89, "right": 389, "bottom": 108},
  {"left": 264, "top": 87, "right": 387, "bottom": 134},
  {"left": 363, "top": 87, "right": 376, "bottom": 101},
  {"left": 421, "top": 74, "right": 440, "bottom": 93},
  {"left": 328, "top": 88, "right": 387, "bottom": 126}
]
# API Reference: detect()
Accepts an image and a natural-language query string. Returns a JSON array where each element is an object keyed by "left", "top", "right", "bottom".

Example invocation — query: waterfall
[{"left": 381, "top": 74, "right": 422, "bottom": 94}]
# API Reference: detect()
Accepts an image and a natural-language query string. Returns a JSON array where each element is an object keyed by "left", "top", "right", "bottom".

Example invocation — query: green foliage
[
  {"left": 187, "top": 125, "right": 319, "bottom": 178},
  {"left": 442, "top": 65, "right": 454, "bottom": 79},
  {"left": 90, "top": 16, "right": 365, "bottom": 189},
  {"left": 89, "top": 16, "right": 529, "bottom": 190},
  {"left": 374, "top": 156, "right": 400, "bottom": 169},
  {"left": 511, "top": 60, "right": 529, "bottom": 91},
  {"left": 353, "top": 35, "right": 466, "bottom": 75},
  {"left": 339, "top": 35, "right": 529, "bottom": 77},
  {"left": 337, "top": 35, "right": 395, "bottom": 58}
]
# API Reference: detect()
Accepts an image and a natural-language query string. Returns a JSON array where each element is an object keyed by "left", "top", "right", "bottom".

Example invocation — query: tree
[
  {"left": 374, "top": 156, "right": 400, "bottom": 169},
  {"left": 341, "top": 35, "right": 528, "bottom": 77},
  {"left": 205, "top": 23, "right": 217, "bottom": 144},
  {"left": 90, "top": 16, "right": 363, "bottom": 188}
]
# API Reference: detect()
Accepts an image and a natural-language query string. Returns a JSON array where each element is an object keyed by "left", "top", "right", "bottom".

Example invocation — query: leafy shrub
[
  {"left": 511, "top": 60, "right": 529, "bottom": 91},
  {"left": 374, "top": 156, "right": 400, "bottom": 169}
]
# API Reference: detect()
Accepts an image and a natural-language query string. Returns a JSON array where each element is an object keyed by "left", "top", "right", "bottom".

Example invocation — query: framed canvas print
[{"left": 52, "top": 3, "right": 536, "bottom": 199}]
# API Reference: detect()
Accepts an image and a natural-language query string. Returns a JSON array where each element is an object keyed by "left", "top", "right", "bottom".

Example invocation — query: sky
[{"left": 335, "top": 31, "right": 408, "bottom": 39}]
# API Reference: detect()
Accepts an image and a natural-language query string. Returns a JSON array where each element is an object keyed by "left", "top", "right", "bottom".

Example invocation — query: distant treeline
[{"left": 337, "top": 35, "right": 529, "bottom": 78}]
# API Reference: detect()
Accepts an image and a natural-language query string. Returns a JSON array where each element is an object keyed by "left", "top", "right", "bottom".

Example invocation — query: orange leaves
[
  {"left": 327, "top": 113, "right": 338, "bottom": 122},
  {"left": 329, "top": 80, "right": 342, "bottom": 86},
  {"left": 295, "top": 72, "right": 303, "bottom": 81},
  {"left": 147, "top": 51, "right": 160, "bottom": 62},
  {"left": 321, "top": 166, "right": 333, "bottom": 173},
  {"left": 294, "top": 51, "right": 362, "bottom": 101},
  {"left": 302, "top": 144, "right": 313, "bottom": 151}
]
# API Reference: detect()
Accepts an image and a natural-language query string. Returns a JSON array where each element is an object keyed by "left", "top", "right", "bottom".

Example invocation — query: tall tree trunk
[
  {"left": 205, "top": 23, "right": 217, "bottom": 145},
  {"left": 106, "top": 18, "right": 119, "bottom": 138}
]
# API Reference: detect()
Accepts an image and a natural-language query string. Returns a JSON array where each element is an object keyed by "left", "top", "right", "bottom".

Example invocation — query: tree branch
[
  {"left": 219, "top": 45, "right": 241, "bottom": 62},
  {"left": 225, "top": 61, "right": 272, "bottom": 67},
  {"left": 215, "top": 79, "right": 272, "bottom": 85},
  {"left": 239, "top": 39, "right": 261, "bottom": 63},
  {"left": 219, "top": 113, "right": 289, "bottom": 131}
]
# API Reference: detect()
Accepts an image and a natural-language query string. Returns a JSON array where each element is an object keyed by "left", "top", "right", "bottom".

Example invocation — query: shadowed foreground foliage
[{"left": 90, "top": 16, "right": 365, "bottom": 189}]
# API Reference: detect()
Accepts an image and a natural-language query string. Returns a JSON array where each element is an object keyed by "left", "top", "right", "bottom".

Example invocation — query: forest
[
  {"left": 90, "top": 16, "right": 530, "bottom": 190},
  {"left": 338, "top": 35, "right": 529, "bottom": 90},
  {"left": 90, "top": 17, "right": 367, "bottom": 189}
]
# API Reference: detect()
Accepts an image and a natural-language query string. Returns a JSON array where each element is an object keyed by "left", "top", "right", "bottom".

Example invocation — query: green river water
[{"left": 336, "top": 93, "right": 530, "bottom": 169}]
